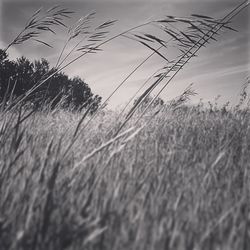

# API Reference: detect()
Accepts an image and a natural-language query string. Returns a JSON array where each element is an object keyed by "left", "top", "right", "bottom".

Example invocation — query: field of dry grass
[
  {"left": 1, "top": 2, "right": 250, "bottom": 249},
  {"left": 0, "top": 104, "right": 249, "bottom": 250}
]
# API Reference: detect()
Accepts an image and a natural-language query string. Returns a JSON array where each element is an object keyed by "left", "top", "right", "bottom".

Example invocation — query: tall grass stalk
[
  {"left": 0, "top": 3, "right": 250, "bottom": 249},
  {"left": 114, "top": 0, "right": 249, "bottom": 135}
]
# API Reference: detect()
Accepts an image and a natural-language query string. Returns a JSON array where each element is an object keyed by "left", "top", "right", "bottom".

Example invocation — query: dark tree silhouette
[
  {"left": 0, "top": 49, "right": 101, "bottom": 112},
  {"left": 0, "top": 50, "right": 17, "bottom": 101}
]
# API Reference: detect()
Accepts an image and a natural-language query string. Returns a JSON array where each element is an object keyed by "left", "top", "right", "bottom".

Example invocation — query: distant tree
[
  {"left": 0, "top": 49, "right": 102, "bottom": 112},
  {"left": 15, "top": 56, "right": 34, "bottom": 96},
  {"left": 0, "top": 50, "right": 17, "bottom": 101}
]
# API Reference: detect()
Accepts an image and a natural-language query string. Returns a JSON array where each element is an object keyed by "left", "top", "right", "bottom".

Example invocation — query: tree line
[{"left": 0, "top": 49, "right": 101, "bottom": 112}]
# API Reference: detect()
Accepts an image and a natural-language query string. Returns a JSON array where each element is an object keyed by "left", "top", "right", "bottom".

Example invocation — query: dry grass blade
[
  {"left": 4, "top": 6, "right": 72, "bottom": 53},
  {"left": 157, "top": 18, "right": 177, "bottom": 23},
  {"left": 118, "top": 66, "right": 164, "bottom": 118},
  {"left": 56, "top": 13, "right": 115, "bottom": 69},
  {"left": 138, "top": 41, "right": 169, "bottom": 62},
  {"left": 68, "top": 11, "right": 96, "bottom": 40},
  {"left": 169, "top": 83, "right": 197, "bottom": 110},
  {"left": 191, "top": 14, "right": 214, "bottom": 19},
  {"left": 71, "top": 126, "right": 136, "bottom": 172},
  {"left": 96, "top": 20, "right": 117, "bottom": 29},
  {"left": 83, "top": 227, "right": 107, "bottom": 245},
  {"left": 32, "top": 39, "right": 53, "bottom": 48},
  {"left": 118, "top": 1, "right": 249, "bottom": 131},
  {"left": 73, "top": 103, "right": 93, "bottom": 138},
  {"left": 125, "top": 78, "right": 161, "bottom": 119},
  {"left": 144, "top": 34, "right": 168, "bottom": 47}
]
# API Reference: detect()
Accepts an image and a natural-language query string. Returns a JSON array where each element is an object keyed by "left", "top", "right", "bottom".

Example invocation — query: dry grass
[
  {"left": 1, "top": 2, "right": 250, "bottom": 250},
  {"left": 0, "top": 104, "right": 250, "bottom": 250}
]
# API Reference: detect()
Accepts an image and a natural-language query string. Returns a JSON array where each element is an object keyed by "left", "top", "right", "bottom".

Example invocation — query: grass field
[
  {"left": 0, "top": 104, "right": 249, "bottom": 250},
  {"left": 1, "top": 2, "right": 250, "bottom": 249}
]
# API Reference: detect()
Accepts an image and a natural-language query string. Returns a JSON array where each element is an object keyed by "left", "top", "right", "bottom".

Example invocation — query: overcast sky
[{"left": 0, "top": 0, "right": 249, "bottom": 108}]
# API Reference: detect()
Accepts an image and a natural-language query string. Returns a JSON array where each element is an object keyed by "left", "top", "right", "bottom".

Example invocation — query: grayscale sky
[{"left": 0, "top": 0, "right": 249, "bottom": 108}]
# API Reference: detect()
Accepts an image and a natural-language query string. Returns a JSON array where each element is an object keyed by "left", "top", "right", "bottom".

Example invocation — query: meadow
[
  {"left": 0, "top": 2, "right": 250, "bottom": 250},
  {"left": 0, "top": 103, "right": 250, "bottom": 250}
]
